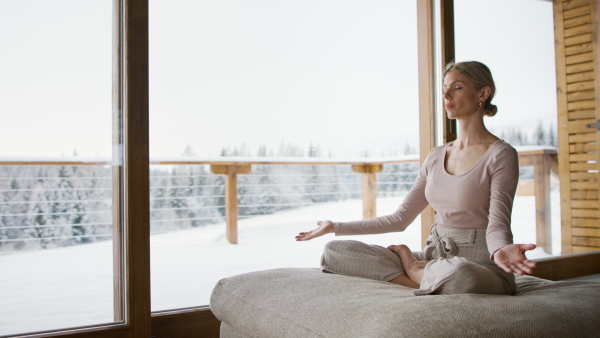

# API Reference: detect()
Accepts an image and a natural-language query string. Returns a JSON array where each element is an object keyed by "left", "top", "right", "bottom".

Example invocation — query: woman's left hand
[{"left": 492, "top": 244, "right": 537, "bottom": 275}]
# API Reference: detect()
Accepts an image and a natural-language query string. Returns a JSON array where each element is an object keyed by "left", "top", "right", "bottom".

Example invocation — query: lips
[{"left": 445, "top": 104, "right": 454, "bottom": 109}]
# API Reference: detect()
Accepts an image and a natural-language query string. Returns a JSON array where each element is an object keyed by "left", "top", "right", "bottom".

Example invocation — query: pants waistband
[{"left": 423, "top": 224, "right": 487, "bottom": 260}]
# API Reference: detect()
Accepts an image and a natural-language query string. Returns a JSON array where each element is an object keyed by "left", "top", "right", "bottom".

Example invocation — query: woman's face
[{"left": 442, "top": 71, "right": 486, "bottom": 120}]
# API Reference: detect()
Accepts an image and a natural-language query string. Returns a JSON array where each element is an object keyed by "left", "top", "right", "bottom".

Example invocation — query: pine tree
[
  {"left": 308, "top": 142, "right": 321, "bottom": 158},
  {"left": 535, "top": 121, "right": 546, "bottom": 145},
  {"left": 548, "top": 124, "right": 557, "bottom": 146},
  {"left": 403, "top": 143, "right": 416, "bottom": 155},
  {"left": 257, "top": 145, "right": 268, "bottom": 157},
  {"left": 182, "top": 144, "right": 196, "bottom": 157},
  {"left": 27, "top": 168, "right": 53, "bottom": 249}
]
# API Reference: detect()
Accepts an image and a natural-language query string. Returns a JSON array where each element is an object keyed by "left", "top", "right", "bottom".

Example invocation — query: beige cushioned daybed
[{"left": 210, "top": 267, "right": 600, "bottom": 337}]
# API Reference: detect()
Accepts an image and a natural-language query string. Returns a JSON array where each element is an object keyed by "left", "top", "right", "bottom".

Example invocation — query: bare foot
[{"left": 388, "top": 244, "right": 429, "bottom": 286}]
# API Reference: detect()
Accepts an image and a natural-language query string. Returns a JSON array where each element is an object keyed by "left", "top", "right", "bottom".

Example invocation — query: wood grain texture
[
  {"left": 554, "top": 0, "right": 574, "bottom": 254},
  {"left": 417, "top": 0, "right": 436, "bottom": 246},
  {"left": 531, "top": 250, "right": 600, "bottom": 280},
  {"left": 123, "top": 0, "right": 152, "bottom": 336},
  {"left": 151, "top": 308, "right": 221, "bottom": 338}
]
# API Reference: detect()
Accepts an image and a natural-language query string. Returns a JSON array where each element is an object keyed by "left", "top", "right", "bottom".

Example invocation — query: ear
[{"left": 479, "top": 86, "right": 491, "bottom": 102}]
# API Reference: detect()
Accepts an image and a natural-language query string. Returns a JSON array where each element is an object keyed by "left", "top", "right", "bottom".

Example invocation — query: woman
[{"left": 295, "top": 61, "right": 537, "bottom": 295}]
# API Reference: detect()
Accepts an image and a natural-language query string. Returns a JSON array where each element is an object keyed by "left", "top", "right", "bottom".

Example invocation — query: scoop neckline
[{"left": 442, "top": 139, "right": 502, "bottom": 177}]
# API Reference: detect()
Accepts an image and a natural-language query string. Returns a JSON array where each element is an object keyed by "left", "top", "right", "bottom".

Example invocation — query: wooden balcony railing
[
  {"left": 516, "top": 147, "right": 559, "bottom": 253},
  {"left": 0, "top": 148, "right": 558, "bottom": 251}
]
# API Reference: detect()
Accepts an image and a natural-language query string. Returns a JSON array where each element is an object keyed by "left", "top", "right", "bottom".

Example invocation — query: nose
[{"left": 443, "top": 88, "right": 451, "bottom": 100}]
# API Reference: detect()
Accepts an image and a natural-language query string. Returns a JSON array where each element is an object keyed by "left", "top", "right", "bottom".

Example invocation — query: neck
[{"left": 454, "top": 113, "right": 495, "bottom": 147}]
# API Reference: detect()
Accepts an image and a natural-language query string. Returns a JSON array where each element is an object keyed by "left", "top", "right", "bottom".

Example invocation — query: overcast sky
[{"left": 0, "top": 0, "right": 556, "bottom": 158}]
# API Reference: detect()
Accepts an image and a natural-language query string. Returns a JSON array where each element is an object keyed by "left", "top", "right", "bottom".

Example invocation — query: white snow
[{"left": 0, "top": 195, "right": 558, "bottom": 336}]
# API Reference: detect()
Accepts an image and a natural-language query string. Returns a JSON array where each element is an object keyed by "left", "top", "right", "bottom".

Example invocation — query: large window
[
  {"left": 454, "top": 0, "right": 557, "bottom": 140},
  {"left": 454, "top": 0, "right": 559, "bottom": 254},
  {"left": 149, "top": 0, "right": 420, "bottom": 311},
  {"left": 0, "top": 1, "right": 116, "bottom": 336}
]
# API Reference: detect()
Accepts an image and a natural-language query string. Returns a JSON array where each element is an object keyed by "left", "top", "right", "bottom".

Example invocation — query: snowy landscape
[{"left": 0, "top": 193, "right": 559, "bottom": 336}]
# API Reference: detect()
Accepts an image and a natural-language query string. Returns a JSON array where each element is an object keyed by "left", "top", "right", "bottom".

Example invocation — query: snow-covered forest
[
  {"left": 0, "top": 152, "right": 418, "bottom": 252},
  {"left": 0, "top": 165, "right": 113, "bottom": 251},
  {"left": 495, "top": 121, "right": 557, "bottom": 148},
  {"left": 0, "top": 123, "right": 555, "bottom": 252}
]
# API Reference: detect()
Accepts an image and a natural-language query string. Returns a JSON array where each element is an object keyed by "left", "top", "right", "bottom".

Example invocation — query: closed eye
[{"left": 442, "top": 87, "right": 462, "bottom": 94}]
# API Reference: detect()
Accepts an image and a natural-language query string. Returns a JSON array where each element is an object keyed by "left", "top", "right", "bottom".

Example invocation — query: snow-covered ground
[{"left": 0, "top": 194, "right": 559, "bottom": 336}]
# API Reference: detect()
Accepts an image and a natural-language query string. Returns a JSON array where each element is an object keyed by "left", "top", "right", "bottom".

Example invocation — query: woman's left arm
[{"left": 486, "top": 146, "right": 537, "bottom": 275}]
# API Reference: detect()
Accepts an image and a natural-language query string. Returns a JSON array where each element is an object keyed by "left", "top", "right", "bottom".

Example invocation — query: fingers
[
  {"left": 494, "top": 255, "right": 536, "bottom": 276},
  {"left": 296, "top": 221, "right": 335, "bottom": 241},
  {"left": 494, "top": 259, "right": 512, "bottom": 274},
  {"left": 493, "top": 244, "right": 537, "bottom": 274},
  {"left": 510, "top": 264, "right": 527, "bottom": 275},
  {"left": 499, "top": 261, "right": 526, "bottom": 275},
  {"left": 513, "top": 264, "right": 534, "bottom": 275},
  {"left": 518, "top": 259, "right": 537, "bottom": 275},
  {"left": 521, "top": 243, "right": 537, "bottom": 252},
  {"left": 295, "top": 231, "right": 313, "bottom": 241},
  {"left": 500, "top": 259, "right": 537, "bottom": 275},
  {"left": 514, "top": 245, "right": 537, "bottom": 274}
]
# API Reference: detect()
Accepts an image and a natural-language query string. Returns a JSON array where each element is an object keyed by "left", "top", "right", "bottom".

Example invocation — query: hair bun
[{"left": 485, "top": 104, "right": 498, "bottom": 117}]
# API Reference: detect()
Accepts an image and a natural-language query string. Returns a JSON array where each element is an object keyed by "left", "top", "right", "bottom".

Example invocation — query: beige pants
[{"left": 321, "top": 224, "right": 516, "bottom": 295}]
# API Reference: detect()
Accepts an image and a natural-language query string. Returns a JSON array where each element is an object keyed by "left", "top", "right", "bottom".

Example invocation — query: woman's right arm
[
  {"left": 295, "top": 153, "right": 433, "bottom": 240},
  {"left": 334, "top": 172, "right": 429, "bottom": 236}
]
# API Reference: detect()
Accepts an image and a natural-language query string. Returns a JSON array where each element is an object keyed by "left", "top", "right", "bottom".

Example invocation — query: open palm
[
  {"left": 295, "top": 220, "right": 335, "bottom": 241},
  {"left": 493, "top": 243, "right": 537, "bottom": 275}
]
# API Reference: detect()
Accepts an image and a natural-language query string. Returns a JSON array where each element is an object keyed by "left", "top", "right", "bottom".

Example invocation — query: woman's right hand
[{"left": 295, "top": 220, "right": 335, "bottom": 241}]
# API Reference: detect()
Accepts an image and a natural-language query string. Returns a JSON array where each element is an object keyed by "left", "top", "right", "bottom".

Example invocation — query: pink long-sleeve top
[{"left": 334, "top": 140, "right": 520, "bottom": 256}]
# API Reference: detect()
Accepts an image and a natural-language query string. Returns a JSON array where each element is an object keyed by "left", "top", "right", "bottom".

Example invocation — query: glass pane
[
  {"left": 454, "top": 0, "right": 560, "bottom": 255},
  {"left": 149, "top": 0, "right": 419, "bottom": 310},
  {"left": 0, "top": 0, "right": 116, "bottom": 335}
]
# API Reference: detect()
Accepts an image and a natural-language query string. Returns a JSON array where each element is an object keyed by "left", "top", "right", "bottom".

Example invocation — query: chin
[{"left": 446, "top": 112, "right": 458, "bottom": 120}]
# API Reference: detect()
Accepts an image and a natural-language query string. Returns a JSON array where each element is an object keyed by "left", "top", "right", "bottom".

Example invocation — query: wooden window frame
[
  {"left": 417, "top": 0, "right": 455, "bottom": 246},
  {"left": 14, "top": 1, "right": 152, "bottom": 337}
]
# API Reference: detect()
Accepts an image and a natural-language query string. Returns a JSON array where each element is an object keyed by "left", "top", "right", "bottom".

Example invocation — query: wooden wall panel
[
  {"left": 554, "top": 0, "right": 600, "bottom": 254},
  {"left": 563, "top": 0, "right": 591, "bottom": 11}
]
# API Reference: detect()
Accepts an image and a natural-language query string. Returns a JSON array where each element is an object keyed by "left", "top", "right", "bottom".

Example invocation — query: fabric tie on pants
[
  {"left": 415, "top": 224, "right": 515, "bottom": 295},
  {"left": 423, "top": 224, "right": 475, "bottom": 260}
]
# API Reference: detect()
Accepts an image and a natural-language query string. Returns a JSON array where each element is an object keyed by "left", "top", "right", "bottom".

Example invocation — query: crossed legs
[{"left": 320, "top": 240, "right": 429, "bottom": 290}]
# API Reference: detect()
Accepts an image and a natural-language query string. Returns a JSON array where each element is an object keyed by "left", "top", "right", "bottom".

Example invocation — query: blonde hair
[{"left": 443, "top": 61, "right": 498, "bottom": 117}]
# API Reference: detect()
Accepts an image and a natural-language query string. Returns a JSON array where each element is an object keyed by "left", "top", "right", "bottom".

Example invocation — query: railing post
[
  {"left": 210, "top": 164, "right": 252, "bottom": 244},
  {"left": 534, "top": 154, "right": 552, "bottom": 254},
  {"left": 351, "top": 164, "right": 383, "bottom": 219}
]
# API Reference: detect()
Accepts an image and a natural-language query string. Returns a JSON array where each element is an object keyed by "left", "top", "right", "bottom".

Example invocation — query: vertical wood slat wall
[{"left": 554, "top": 0, "right": 600, "bottom": 254}]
